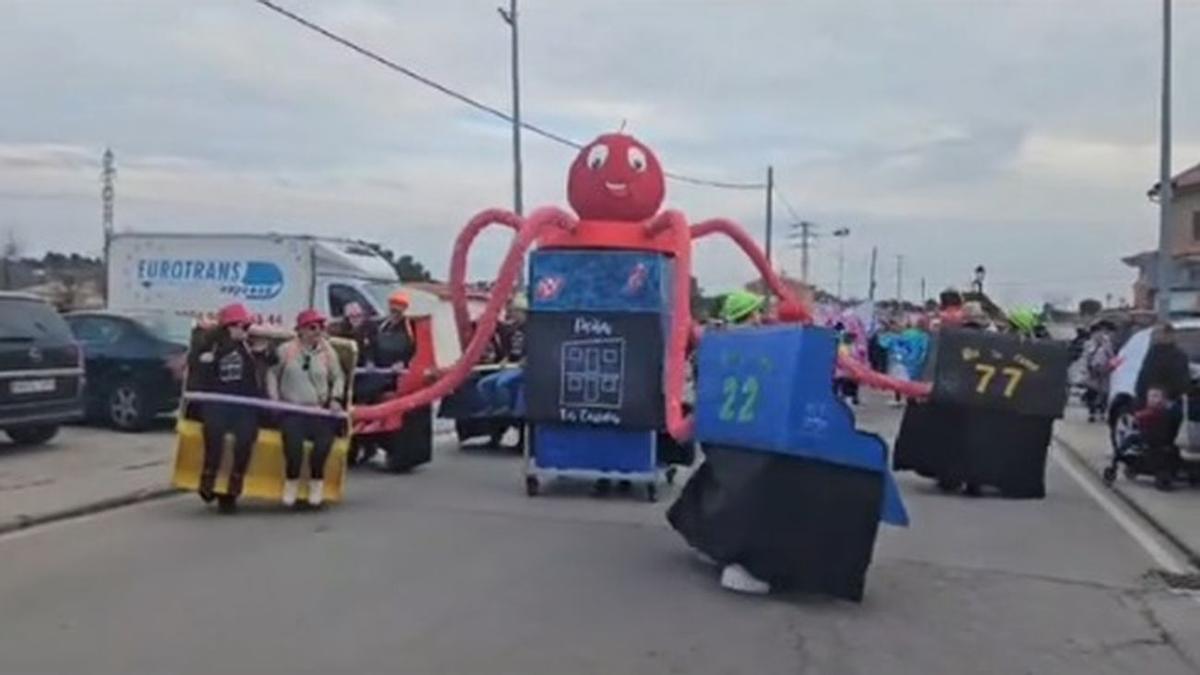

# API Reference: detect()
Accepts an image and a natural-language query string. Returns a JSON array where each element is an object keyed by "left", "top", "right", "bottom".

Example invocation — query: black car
[
  {"left": 65, "top": 311, "right": 190, "bottom": 431},
  {"left": 0, "top": 293, "right": 85, "bottom": 445}
]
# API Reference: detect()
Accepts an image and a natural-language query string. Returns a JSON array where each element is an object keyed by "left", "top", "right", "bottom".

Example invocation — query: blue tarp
[{"left": 529, "top": 250, "right": 673, "bottom": 313}]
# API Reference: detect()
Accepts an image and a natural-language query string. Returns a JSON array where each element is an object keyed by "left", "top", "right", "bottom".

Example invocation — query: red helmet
[
  {"left": 296, "top": 309, "right": 326, "bottom": 330},
  {"left": 217, "top": 303, "right": 252, "bottom": 328}
]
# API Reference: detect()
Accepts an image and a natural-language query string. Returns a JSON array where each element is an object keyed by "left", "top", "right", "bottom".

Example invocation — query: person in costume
[
  {"left": 194, "top": 303, "right": 272, "bottom": 512},
  {"left": 720, "top": 290, "right": 766, "bottom": 326},
  {"left": 269, "top": 309, "right": 346, "bottom": 508},
  {"left": 878, "top": 320, "right": 929, "bottom": 406},
  {"left": 679, "top": 289, "right": 776, "bottom": 594},
  {"left": 1007, "top": 307, "right": 1048, "bottom": 339},
  {"left": 330, "top": 302, "right": 384, "bottom": 465},
  {"left": 375, "top": 290, "right": 419, "bottom": 369}
]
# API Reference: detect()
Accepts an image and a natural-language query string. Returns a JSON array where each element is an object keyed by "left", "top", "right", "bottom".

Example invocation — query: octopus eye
[
  {"left": 627, "top": 147, "right": 648, "bottom": 173},
  {"left": 586, "top": 144, "right": 609, "bottom": 170}
]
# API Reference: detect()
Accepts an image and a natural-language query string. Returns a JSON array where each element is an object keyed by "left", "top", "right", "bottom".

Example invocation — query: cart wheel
[
  {"left": 935, "top": 478, "right": 962, "bottom": 494},
  {"left": 646, "top": 483, "right": 658, "bottom": 503},
  {"left": 1101, "top": 466, "right": 1117, "bottom": 486},
  {"left": 665, "top": 467, "right": 677, "bottom": 485},
  {"left": 1188, "top": 470, "right": 1200, "bottom": 487},
  {"left": 524, "top": 476, "right": 539, "bottom": 497},
  {"left": 1124, "top": 465, "right": 1139, "bottom": 481},
  {"left": 1155, "top": 472, "right": 1174, "bottom": 492}
]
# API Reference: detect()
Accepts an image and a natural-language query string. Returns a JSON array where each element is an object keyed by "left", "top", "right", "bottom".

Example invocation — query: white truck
[{"left": 106, "top": 232, "right": 466, "bottom": 365}]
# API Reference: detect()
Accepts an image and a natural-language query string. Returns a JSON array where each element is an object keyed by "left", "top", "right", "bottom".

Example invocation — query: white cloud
[{"left": 5, "top": 0, "right": 1200, "bottom": 308}]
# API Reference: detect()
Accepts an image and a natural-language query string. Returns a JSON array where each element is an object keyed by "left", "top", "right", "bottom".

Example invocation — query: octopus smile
[{"left": 605, "top": 181, "right": 630, "bottom": 196}]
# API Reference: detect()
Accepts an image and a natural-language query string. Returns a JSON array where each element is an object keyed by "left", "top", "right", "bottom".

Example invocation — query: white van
[{"left": 106, "top": 232, "right": 467, "bottom": 365}]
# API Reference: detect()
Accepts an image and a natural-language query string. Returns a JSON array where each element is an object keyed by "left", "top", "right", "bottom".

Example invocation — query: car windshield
[
  {"left": 364, "top": 281, "right": 405, "bottom": 314},
  {"left": 0, "top": 297, "right": 74, "bottom": 342},
  {"left": 128, "top": 313, "right": 193, "bottom": 345}
]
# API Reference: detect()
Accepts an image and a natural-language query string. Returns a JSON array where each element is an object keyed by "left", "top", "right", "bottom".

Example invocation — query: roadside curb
[
  {"left": 1053, "top": 433, "right": 1200, "bottom": 570},
  {"left": 0, "top": 432, "right": 461, "bottom": 537},
  {"left": 0, "top": 486, "right": 183, "bottom": 538}
]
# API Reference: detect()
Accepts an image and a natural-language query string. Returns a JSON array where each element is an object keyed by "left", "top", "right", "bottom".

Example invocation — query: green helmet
[
  {"left": 1008, "top": 307, "right": 1041, "bottom": 335},
  {"left": 720, "top": 291, "right": 766, "bottom": 324}
]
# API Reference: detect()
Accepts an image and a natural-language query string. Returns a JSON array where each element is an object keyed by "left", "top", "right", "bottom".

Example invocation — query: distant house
[{"left": 1125, "top": 162, "right": 1200, "bottom": 313}]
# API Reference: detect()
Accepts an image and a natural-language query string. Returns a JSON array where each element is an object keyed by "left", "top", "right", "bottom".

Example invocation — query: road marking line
[{"left": 1052, "top": 446, "right": 1189, "bottom": 576}]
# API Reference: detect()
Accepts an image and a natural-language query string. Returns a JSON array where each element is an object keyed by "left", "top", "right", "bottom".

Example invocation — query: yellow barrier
[
  {"left": 171, "top": 418, "right": 348, "bottom": 502},
  {"left": 172, "top": 332, "right": 357, "bottom": 504}
]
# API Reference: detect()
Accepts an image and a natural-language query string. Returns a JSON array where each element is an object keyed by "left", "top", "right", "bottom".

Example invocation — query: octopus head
[{"left": 567, "top": 133, "right": 665, "bottom": 221}]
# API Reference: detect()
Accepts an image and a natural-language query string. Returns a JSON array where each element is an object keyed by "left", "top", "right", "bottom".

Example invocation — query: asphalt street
[{"left": 1, "top": 402, "right": 1198, "bottom": 674}]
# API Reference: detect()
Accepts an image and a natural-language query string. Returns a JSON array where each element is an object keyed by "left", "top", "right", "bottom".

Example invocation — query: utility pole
[
  {"left": 101, "top": 148, "right": 116, "bottom": 300},
  {"left": 868, "top": 246, "right": 878, "bottom": 303},
  {"left": 895, "top": 254, "right": 904, "bottom": 305},
  {"left": 1155, "top": 0, "right": 1174, "bottom": 321},
  {"left": 764, "top": 165, "right": 774, "bottom": 266},
  {"left": 921, "top": 277, "right": 927, "bottom": 304},
  {"left": 788, "top": 221, "right": 817, "bottom": 283},
  {"left": 498, "top": 0, "right": 522, "bottom": 217}
]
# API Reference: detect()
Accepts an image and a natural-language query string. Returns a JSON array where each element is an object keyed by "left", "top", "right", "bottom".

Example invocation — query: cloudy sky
[{"left": 3, "top": 0, "right": 1199, "bottom": 307}]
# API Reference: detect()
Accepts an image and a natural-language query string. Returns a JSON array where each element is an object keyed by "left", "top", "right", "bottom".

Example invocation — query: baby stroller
[{"left": 1103, "top": 394, "right": 1200, "bottom": 490}]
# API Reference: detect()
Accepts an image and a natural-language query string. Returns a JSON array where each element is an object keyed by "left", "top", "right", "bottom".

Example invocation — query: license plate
[{"left": 10, "top": 379, "right": 56, "bottom": 395}]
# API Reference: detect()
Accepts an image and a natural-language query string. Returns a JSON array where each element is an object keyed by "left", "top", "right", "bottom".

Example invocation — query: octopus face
[{"left": 567, "top": 133, "right": 665, "bottom": 221}]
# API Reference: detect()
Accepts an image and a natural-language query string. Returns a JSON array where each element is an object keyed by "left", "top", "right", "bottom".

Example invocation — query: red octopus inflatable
[{"left": 353, "top": 133, "right": 930, "bottom": 435}]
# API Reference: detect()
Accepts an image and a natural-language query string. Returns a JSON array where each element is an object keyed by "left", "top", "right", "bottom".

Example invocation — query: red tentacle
[
  {"left": 654, "top": 210, "right": 693, "bottom": 443},
  {"left": 688, "top": 218, "right": 926, "bottom": 396},
  {"left": 449, "top": 208, "right": 523, "bottom": 349},
  {"left": 690, "top": 218, "right": 812, "bottom": 323},
  {"left": 353, "top": 206, "right": 576, "bottom": 429},
  {"left": 837, "top": 353, "right": 933, "bottom": 398}
]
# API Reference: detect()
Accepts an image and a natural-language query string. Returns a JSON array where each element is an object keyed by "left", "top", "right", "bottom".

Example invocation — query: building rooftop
[{"left": 1148, "top": 161, "right": 1200, "bottom": 199}]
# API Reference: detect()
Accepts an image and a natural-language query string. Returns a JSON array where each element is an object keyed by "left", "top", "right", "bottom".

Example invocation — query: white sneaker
[
  {"left": 720, "top": 564, "right": 771, "bottom": 595},
  {"left": 307, "top": 480, "right": 324, "bottom": 507},
  {"left": 281, "top": 479, "right": 299, "bottom": 507}
]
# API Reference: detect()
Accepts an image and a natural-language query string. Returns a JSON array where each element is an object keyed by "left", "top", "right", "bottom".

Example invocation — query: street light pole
[
  {"left": 832, "top": 227, "right": 850, "bottom": 299},
  {"left": 498, "top": 0, "right": 523, "bottom": 217},
  {"left": 1156, "top": 0, "right": 1174, "bottom": 321}
]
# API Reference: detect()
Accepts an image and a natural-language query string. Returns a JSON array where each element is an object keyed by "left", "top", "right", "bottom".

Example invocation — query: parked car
[
  {"left": 65, "top": 311, "right": 190, "bottom": 431},
  {"left": 0, "top": 292, "right": 85, "bottom": 445}
]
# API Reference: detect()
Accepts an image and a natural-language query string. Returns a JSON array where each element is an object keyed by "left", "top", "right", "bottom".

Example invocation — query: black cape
[
  {"left": 893, "top": 401, "right": 1051, "bottom": 498},
  {"left": 667, "top": 444, "right": 885, "bottom": 602}
]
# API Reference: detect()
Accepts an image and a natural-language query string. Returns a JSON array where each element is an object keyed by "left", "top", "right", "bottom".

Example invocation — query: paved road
[
  {"left": 0, "top": 422, "right": 175, "bottom": 530},
  {"left": 1, "top": 404, "right": 1198, "bottom": 674}
]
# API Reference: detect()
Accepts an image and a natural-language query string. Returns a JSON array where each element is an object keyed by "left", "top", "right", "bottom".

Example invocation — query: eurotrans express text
[{"left": 136, "top": 258, "right": 285, "bottom": 300}]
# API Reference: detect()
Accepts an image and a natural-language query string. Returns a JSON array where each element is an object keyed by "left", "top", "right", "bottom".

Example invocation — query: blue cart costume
[{"left": 668, "top": 325, "right": 909, "bottom": 601}]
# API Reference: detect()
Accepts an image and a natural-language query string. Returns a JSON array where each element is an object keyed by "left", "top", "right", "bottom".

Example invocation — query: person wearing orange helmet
[
  {"left": 375, "top": 290, "right": 417, "bottom": 369},
  {"left": 194, "top": 303, "right": 270, "bottom": 512}
]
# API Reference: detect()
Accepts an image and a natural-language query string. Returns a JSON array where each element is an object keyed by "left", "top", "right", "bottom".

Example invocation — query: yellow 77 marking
[
  {"left": 974, "top": 363, "right": 996, "bottom": 393},
  {"left": 1001, "top": 366, "right": 1024, "bottom": 398}
]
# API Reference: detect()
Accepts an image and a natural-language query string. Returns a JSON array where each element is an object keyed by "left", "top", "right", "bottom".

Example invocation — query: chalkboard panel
[
  {"left": 524, "top": 311, "right": 664, "bottom": 429},
  {"left": 930, "top": 329, "right": 1070, "bottom": 418}
]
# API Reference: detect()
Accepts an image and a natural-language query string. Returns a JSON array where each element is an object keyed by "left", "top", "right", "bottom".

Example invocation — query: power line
[
  {"left": 251, "top": 0, "right": 764, "bottom": 191},
  {"left": 773, "top": 187, "right": 802, "bottom": 223}
]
